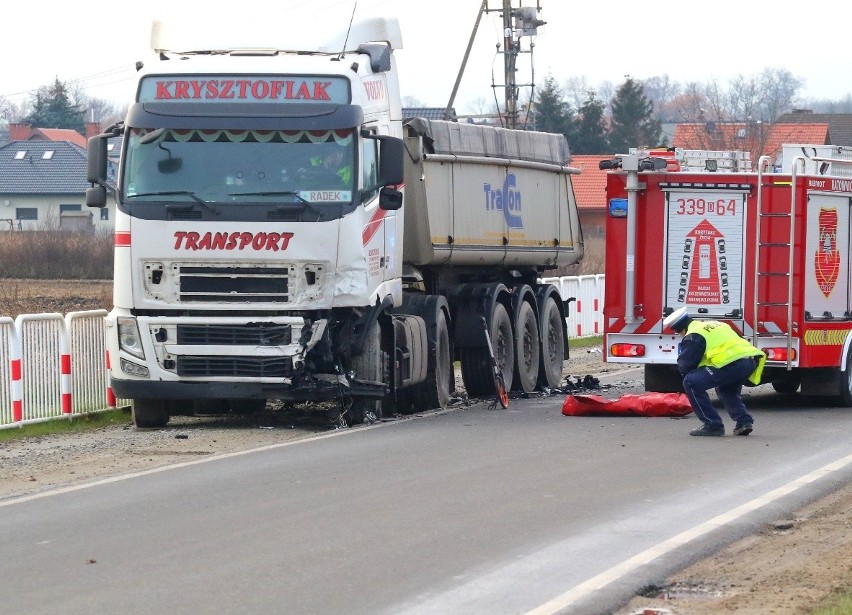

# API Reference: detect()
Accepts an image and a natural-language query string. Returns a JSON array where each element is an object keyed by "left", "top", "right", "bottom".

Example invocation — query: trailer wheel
[
  {"left": 347, "top": 319, "right": 384, "bottom": 424},
  {"left": 512, "top": 301, "right": 540, "bottom": 393},
  {"left": 460, "top": 303, "right": 514, "bottom": 397},
  {"left": 132, "top": 399, "right": 170, "bottom": 428},
  {"left": 840, "top": 346, "right": 852, "bottom": 407},
  {"left": 538, "top": 296, "right": 565, "bottom": 389},
  {"left": 644, "top": 364, "right": 684, "bottom": 393},
  {"left": 411, "top": 308, "right": 453, "bottom": 411}
]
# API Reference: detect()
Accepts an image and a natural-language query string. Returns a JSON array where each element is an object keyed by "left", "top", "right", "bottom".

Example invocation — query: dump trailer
[{"left": 85, "top": 17, "right": 583, "bottom": 427}]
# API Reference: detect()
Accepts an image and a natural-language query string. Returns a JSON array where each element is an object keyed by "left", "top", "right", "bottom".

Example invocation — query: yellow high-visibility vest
[{"left": 687, "top": 320, "right": 767, "bottom": 384}]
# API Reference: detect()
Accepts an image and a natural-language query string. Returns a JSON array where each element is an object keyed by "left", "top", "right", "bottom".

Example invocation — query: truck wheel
[
  {"left": 347, "top": 319, "right": 384, "bottom": 424},
  {"left": 512, "top": 301, "right": 540, "bottom": 393},
  {"left": 460, "top": 303, "right": 515, "bottom": 397},
  {"left": 411, "top": 308, "right": 453, "bottom": 411},
  {"left": 132, "top": 398, "right": 170, "bottom": 428},
  {"left": 644, "top": 364, "right": 684, "bottom": 393},
  {"left": 538, "top": 296, "right": 565, "bottom": 389}
]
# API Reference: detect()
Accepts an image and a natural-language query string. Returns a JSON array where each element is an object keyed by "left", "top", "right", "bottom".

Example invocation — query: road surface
[{"left": 2, "top": 373, "right": 851, "bottom": 615}]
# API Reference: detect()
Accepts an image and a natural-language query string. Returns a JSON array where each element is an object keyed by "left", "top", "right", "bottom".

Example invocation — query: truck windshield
[{"left": 122, "top": 127, "right": 356, "bottom": 208}]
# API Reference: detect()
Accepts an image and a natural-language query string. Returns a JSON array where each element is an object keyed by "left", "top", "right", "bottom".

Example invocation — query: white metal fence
[
  {"left": 542, "top": 274, "right": 605, "bottom": 338},
  {"left": 0, "top": 310, "right": 119, "bottom": 430},
  {"left": 0, "top": 276, "right": 604, "bottom": 429}
]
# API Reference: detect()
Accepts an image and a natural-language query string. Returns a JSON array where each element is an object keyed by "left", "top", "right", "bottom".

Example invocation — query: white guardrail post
[
  {"left": 0, "top": 316, "right": 17, "bottom": 425},
  {"left": 66, "top": 310, "right": 109, "bottom": 414},
  {"left": 13, "top": 313, "right": 66, "bottom": 426}
]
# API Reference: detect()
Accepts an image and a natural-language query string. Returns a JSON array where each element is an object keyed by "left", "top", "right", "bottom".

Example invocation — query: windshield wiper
[{"left": 128, "top": 191, "right": 221, "bottom": 216}]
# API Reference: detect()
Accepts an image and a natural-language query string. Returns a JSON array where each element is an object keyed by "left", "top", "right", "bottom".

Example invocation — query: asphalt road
[{"left": 2, "top": 374, "right": 851, "bottom": 615}]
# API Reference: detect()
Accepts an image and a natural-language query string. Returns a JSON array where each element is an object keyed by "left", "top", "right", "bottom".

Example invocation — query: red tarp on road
[{"left": 562, "top": 393, "right": 693, "bottom": 417}]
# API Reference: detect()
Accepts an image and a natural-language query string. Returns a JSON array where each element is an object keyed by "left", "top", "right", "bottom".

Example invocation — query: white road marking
[{"left": 524, "top": 451, "right": 852, "bottom": 615}]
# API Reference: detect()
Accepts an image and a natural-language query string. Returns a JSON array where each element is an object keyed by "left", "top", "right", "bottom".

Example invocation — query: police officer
[{"left": 663, "top": 306, "right": 766, "bottom": 437}]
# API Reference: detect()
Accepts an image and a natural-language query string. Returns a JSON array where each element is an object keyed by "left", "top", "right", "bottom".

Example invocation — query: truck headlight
[{"left": 118, "top": 317, "right": 145, "bottom": 359}]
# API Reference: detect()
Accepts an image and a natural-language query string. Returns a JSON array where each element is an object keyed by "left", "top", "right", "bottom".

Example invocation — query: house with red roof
[
  {"left": 0, "top": 123, "right": 117, "bottom": 232},
  {"left": 672, "top": 122, "right": 830, "bottom": 165},
  {"left": 570, "top": 155, "right": 611, "bottom": 237}
]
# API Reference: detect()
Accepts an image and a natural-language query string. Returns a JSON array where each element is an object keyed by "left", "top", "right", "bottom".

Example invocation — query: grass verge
[
  {"left": 0, "top": 408, "right": 132, "bottom": 443},
  {"left": 569, "top": 335, "right": 603, "bottom": 351},
  {"left": 812, "top": 591, "right": 852, "bottom": 615}
]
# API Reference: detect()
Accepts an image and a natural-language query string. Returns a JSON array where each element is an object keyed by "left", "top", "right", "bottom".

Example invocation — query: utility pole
[
  {"left": 502, "top": 0, "right": 518, "bottom": 129},
  {"left": 446, "top": 1, "right": 545, "bottom": 128}
]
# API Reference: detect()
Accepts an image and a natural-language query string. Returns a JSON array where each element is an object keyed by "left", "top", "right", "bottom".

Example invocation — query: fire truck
[
  {"left": 602, "top": 145, "right": 852, "bottom": 404},
  {"left": 84, "top": 17, "right": 583, "bottom": 427}
]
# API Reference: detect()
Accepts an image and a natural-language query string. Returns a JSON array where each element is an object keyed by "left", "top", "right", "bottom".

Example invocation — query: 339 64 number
[{"left": 675, "top": 198, "right": 737, "bottom": 216}]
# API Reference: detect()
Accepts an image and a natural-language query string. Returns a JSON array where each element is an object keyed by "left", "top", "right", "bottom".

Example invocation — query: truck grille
[
  {"left": 178, "top": 267, "right": 289, "bottom": 303},
  {"left": 176, "top": 323, "right": 292, "bottom": 345},
  {"left": 176, "top": 356, "right": 294, "bottom": 378}
]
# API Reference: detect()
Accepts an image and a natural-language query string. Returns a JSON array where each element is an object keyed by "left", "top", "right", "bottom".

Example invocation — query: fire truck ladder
[{"left": 753, "top": 155, "right": 800, "bottom": 370}]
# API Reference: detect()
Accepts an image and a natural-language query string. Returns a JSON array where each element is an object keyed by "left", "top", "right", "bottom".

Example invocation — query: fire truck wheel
[
  {"left": 347, "top": 319, "right": 384, "bottom": 425},
  {"left": 512, "top": 301, "right": 540, "bottom": 393},
  {"left": 771, "top": 373, "right": 801, "bottom": 395},
  {"left": 132, "top": 399, "right": 170, "bottom": 428},
  {"left": 460, "top": 303, "right": 515, "bottom": 397},
  {"left": 644, "top": 364, "right": 684, "bottom": 393},
  {"left": 840, "top": 347, "right": 852, "bottom": 407},
  {"left": 538, "top": 296, "right": 565, "bottom": 389}
]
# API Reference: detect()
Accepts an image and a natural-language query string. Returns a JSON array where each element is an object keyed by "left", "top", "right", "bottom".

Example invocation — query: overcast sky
[{"left": 3, "top": 0, "right": 850, "bottom": 114}]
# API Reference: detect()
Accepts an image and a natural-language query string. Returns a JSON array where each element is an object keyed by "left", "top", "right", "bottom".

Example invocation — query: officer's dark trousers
[{"left": 682, "top": 357, "right": 757, "bottom": 430}]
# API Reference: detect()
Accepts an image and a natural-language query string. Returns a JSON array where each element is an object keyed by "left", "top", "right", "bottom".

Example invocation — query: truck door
[
  {"left": 663, "top": 186, "right": 749, "bottom": 318},
  {"left": 362, "top": 125, "right": 400, "bottom": 284}
]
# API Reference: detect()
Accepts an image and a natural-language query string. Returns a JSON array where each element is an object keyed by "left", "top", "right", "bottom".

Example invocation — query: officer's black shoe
[
  {"left": 689, "top": 425, "right": 725, "bottom": 437},
  {"left": 733, "top": 422, "right": 753, "bottom": 436}
]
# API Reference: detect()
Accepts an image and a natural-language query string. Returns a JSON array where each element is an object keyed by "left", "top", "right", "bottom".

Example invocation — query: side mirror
[
  {"left": 378, "top": 136, "right": 404, "bottom": 186},
  {"left": 86, "top": 185, "right": 107, "bottom": 208},
  {"left": 379, "top": 187, "right": 402, "bottom": 210},
  {"left": 87, "top": 135, "right": 109, "bottom": 184}
]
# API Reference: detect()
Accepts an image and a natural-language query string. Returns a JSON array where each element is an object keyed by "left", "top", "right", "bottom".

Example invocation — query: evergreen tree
[
  {"left": 608, "top": 77, "right": 662, "bottom": 152},
  {"left": 572, "top": 92, "right": 609, "bottom": 154},
  {"left": 24, "top": 78, "right": 85, "bottom": 132},
  {"left": 533, "top": 74, "right": 574, "bottom": 142}
]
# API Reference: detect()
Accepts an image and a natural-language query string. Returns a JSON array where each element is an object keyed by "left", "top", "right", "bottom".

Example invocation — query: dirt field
[
  {"left": 0, "top": 278, "right": 112, "bottom": 318},
  {"left": 1, "top": 279, "right": 851, "bottom": 614}
]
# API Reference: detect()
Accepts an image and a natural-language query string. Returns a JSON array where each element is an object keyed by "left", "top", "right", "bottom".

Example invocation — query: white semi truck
[{"left": 86, "top": 17, "right": 584, "bottom": 427}]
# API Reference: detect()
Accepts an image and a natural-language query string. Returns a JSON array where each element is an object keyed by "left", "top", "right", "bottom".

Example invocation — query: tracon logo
[{"left": 483, "top": 173, "right": 523, "bottom": 229}]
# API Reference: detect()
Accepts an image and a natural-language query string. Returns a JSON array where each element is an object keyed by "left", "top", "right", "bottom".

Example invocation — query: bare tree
[
  {"left": 0, "top": 96, "right": 29, "bottom": 126},
  {"left": 643, "top": 75, "right": 681, "bottom": 122}
]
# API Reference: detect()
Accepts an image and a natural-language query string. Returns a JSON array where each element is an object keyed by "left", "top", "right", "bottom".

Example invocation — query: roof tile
[{"left": 570, "top": 155, "right": 611, "bottom": 210}]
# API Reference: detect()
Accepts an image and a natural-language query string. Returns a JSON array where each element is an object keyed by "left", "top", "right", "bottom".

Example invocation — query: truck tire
[
  {"left": 132, "top": 398, "right": 170, "bottom": 428},
  {"left": 411, "top": 308, "right": 452, "bottom": 411},
  {"left": 644, "top": 364, "right": 684, "bottom": 393},
  {"left": 460, "top": 303, "right": 515, "bottom": 397},
  {"left": 395, "top": 295, "right": 453, "bottom": 411},
  {"left": 512, "top": 301, "right": 540, "bottom": 393},
  {"left": 347, "top": 319, "right": 384, "bottom": 424},
  {"left": 538, "top": 296, "right": 565, "bottom": 389}
]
